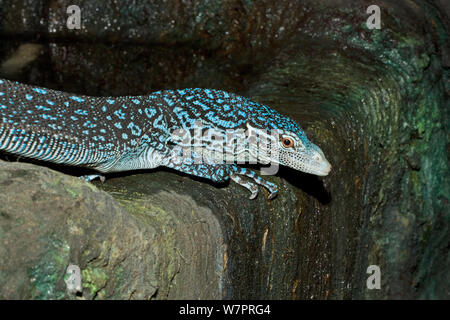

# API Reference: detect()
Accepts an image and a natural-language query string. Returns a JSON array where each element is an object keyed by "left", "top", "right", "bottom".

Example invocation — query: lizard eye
[{"left": 281, "top": 137, "right": 294, "bottom": 148}]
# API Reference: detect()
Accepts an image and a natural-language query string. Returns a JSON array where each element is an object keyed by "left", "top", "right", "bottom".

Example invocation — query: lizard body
[{"left": 0, "top": 78, "right": 331, "bottom": 199}]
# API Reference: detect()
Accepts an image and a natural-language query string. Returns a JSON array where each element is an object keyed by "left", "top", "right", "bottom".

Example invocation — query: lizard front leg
[
  {"left": 165, "top": 147, "right": 278, "bottom": 199},
  {"left": 166, "top": 160, "right": 277, "bottom": 200},
  {"left": 165, "top": 148, "right": 232, "bottom": 183}
]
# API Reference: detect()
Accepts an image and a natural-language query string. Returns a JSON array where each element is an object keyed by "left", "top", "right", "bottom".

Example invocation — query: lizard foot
[
  {"left": 230, "top": 173, "right": 259, "bottom": 199},
  {"left": 79, "top": 174, "right": 106, "bottom": 183},
  {"left": 231, "top": 167, "right": 278, "bottom": 200}
]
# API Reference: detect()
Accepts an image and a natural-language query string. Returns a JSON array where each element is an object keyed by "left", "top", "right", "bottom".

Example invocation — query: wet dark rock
[{"left": 0, "top": 0, "right": 448, "bottom": 299}]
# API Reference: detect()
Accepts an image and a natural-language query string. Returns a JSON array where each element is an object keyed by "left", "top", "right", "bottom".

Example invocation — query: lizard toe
[
  {"left": 267, "top": 190, "right": 278, "bottom": 200},
  {"left": 249, "top": 187, "right": 259, "bottom": 199}
]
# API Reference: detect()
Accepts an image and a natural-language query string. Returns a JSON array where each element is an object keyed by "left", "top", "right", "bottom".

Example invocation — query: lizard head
[
  {"left": 275, "top": 130, "right": 332, "bottom": 176},
  {"left": 247, "top": 114, "right": 332, "bottom": 176}
]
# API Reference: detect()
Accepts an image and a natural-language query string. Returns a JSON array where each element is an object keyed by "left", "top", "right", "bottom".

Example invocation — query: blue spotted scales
[{"left": 0, "top": 78, "right": 331, "bottom": 199}]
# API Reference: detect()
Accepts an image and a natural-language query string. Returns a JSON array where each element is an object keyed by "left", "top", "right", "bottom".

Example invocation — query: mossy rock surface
[{"left": 0, "top": 161, "right": 224, "bottom": 299}]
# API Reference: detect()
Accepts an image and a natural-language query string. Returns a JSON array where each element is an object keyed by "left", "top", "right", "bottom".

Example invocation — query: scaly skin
[{"left": 0, "top": 79, "right": 331, "bottom": 199}]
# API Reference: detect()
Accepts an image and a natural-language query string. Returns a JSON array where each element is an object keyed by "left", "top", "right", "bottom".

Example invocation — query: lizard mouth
[
  {"left": 307, "top": 158, "right": 332, "bottom": 176},
  {"left": 280, "top": 150, "right": 332, "bottom": 177}
]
